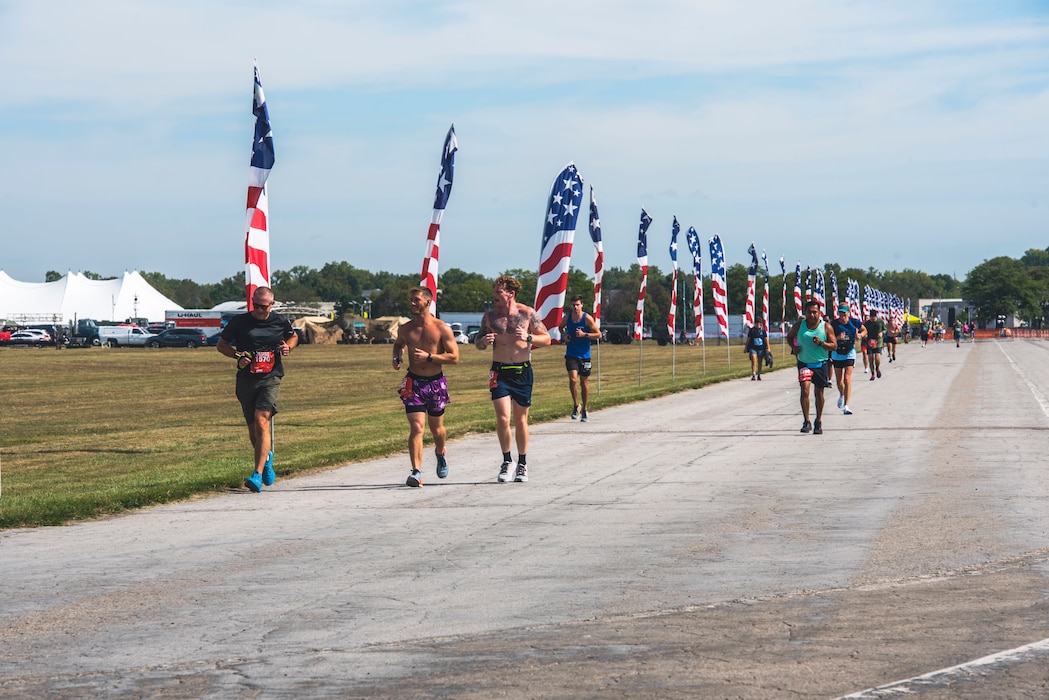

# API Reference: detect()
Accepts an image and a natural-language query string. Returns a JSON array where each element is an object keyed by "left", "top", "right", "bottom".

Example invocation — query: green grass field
[{"left": 0, "top": 339, "right": 771, "bottom": 528}]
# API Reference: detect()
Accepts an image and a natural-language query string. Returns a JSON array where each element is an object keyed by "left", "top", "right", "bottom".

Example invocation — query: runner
[
  {"left": 557, "top": 294, "right": 600, "bottom": 421},
  {"left": 863, "top": 310, "right": 886, "bottom": 380},
  {"left": 885, "top": 317, "right": 900, "bottom": 362},
  {"left": 392, "top": 287, "right": 460, "bottom": 487},
  {"left": 475, "top": 275, "right": 551, "bottom": 483},
  {"left": 216, "top": 287, "right": 299, "bottom": 492},
  {"left": 830, "top": 304, "right": 866, "bottom": 415},
  {"left": 786, "top": 299, "right": 837, "bottom": 435},
  {"left": 744, "top": 320, "right": 769, "bottom": 381}
]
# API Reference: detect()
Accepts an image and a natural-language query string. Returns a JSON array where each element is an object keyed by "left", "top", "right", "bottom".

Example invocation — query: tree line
[{"left": 46, "top": 246, "right": 1048, "bottom": 329}]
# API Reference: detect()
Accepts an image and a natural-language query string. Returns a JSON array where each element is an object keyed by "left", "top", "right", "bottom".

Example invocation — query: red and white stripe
[
  {"left": 762, "top": 274, "right": 770, "bottom": 332},
  {"left": 634, "top": 263, "right": 648, "bottom": 341},
  {"left": 420, "top": 212, "right": 442, "bottom": 315},
  {"left": 667, "top": 266, "right": 677, "bottom": 339},
  {"left": 693, "top": 271, "right": 704, "bottom": 340},
  {"left": 245, "top": 184, "right": 270, "bottom": 305},
  {"left": 743, "top": 275, "right": 756, "bottom": 329}
]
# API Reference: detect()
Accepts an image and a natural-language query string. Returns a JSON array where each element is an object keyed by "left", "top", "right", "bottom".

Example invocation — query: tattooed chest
[{"left": 489, "top": 311, "right": 530, "bottom": 334}]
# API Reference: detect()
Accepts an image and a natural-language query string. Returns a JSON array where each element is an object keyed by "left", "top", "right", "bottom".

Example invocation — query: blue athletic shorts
[{"left": 490, "top": 362, "right": 533, "bottom": 407}]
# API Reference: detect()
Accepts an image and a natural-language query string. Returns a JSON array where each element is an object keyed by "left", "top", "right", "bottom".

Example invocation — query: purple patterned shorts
[{"left": 399, "top": 372, "right": 450, "bottom": 416}]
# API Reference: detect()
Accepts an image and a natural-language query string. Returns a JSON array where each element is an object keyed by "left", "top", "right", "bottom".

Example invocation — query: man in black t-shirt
[{"left": 217, "top": 287, "right": 298, "bottom": 492}]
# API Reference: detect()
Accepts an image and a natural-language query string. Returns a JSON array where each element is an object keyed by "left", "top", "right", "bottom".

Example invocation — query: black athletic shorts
[{"left": 565, "top": 356, "right": 592, "bottom": 377}]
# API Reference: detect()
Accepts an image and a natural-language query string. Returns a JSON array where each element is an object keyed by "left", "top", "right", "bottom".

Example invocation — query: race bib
[
  {"left": 399, "top": 375, "right": 413, "bottom": 400},
  {"left": 867, "top": 339, "right": 877, "bottom": 349},
  {"left": 797, "top": 366, "right": 813, "bottom": 383},
  {"left": 249, "top": 350, "right": 276, "bottom": 374}
]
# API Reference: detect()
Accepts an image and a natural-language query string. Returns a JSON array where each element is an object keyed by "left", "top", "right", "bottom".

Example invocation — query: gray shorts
[{"left": 235, "top": 374, "right": 281, "bottom": 424}]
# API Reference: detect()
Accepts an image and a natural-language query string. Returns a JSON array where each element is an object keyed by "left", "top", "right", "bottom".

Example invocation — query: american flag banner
[
  {"left": 862, "top": 284, "right": 873, "bottom": 317},
  {"left": 588, "top": 186, "right": 604, "bottom": 327},
  {"left": 420, "top": 124, "right": 458, "bottom": 315},
  {"left": 709, "top": 235, "right": 729, "bottom": 339},
  {"left": 779, "top": 256, "right": 787, "bottom": 333},
  {"left": 794, "top": 262, "right": 803, "bottom": 318},
  {"left": 847, "top": 278, "right": 861, "bottom": 320},
  {"left": 245, "top": 60, "right": 275, "bottom": 310},
  {"left": 633, "top": 209, "right": 653, "bottom": 341},
  {"left": 667, "top": 217, "right": 680, "bottom": 339},
  {"left": 743, "top": 243, "right": 758, "bottom": 330},
  {"left": 687, "top": 227, "right": 704, "bottom": 340},
  {"left": 805, "top": 266, "right": 812, "bottom": 300},
  {"left": 813, "top": 270, "right": 825, "bottom": 313},
  {"left": 761, "top": 250, "right": 770, "bottom": 331},
  {"left": 830, "top": 271, "right": 839, "bottom": 316},
  {"left": 534, "top": 162, "right": 584, "bottom": 342},
  {"left": 891, "top": 294, "right": 904, "bottom": 327}
]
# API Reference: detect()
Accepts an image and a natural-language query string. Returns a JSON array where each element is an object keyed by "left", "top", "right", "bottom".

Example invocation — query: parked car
[
  {"left": 99, "top": 325, "right": 156, "bottom": 348},
  {"left": 8, "top": 329, "right": 52, "bottom": 347},
  {"left": 147, "top": 328, "right": 209, "bottom": 348},
  {"left": 448, "top": 322, "right": 470, "bottom": 344}
]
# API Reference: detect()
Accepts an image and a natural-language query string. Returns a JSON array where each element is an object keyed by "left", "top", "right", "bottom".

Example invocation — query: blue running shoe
[
  {"left": 406, "top": 469, "right": 423, "bottom": 487},
  {"left": 262, "top": 451, "right": 275, "bottom": 486},
  {"left": 244, "top": 471, "right": 263, "bottom": 493},
  {"left": 436, "top": 453, "right": 449, "bottom": 479}
]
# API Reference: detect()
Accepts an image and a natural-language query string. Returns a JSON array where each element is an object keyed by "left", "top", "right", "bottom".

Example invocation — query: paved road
[{"left": 3, "top": 338, "right": 1049, "bottom": 698}]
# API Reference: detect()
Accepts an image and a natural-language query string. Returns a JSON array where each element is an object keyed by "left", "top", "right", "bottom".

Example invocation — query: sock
[
  {"left": 502, "top": 451, "right": 512, "bottom": 464},
  {"left": 518, "top": 454, "right": 527, "bottom": 466}
]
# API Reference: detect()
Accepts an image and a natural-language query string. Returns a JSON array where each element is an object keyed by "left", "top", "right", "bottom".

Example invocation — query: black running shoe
[
  {"left": 812, "top": 421, "right": 823, "bottom": 435},
  {"left": 800, "top": 420, "right": 812, "bottom": 433}
]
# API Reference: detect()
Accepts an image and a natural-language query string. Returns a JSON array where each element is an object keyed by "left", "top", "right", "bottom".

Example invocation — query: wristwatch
[{"left": 526, "top": 334, "right": 532, "bottom": 344}]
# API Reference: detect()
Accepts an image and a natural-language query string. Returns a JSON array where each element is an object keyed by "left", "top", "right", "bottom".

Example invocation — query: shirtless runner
[
  {"left": 392, "top": 286, "right": 460, "bottom": 487},
  {"left": 475, "top": 275, "right": 551, "bottom": 483}
]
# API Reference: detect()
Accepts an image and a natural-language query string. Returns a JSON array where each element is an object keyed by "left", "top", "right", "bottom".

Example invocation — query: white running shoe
[
  {"left": 843, "top": 406, "right": 853, "bottom": 415},
  {"left": 837, "top": 396, "right": 844, "bottom": 409},
  {"left": 497, "top": 462, "right": 512, "bottom": 482}
]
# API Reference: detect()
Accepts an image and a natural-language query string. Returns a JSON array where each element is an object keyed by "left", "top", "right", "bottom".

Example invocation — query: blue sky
[{"left": 2, "top": 0, "right": 1047, "bottom": 285}]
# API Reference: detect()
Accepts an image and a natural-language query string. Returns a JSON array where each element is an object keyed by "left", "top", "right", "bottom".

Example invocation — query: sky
[{"left": 2, "top": 0, "right": 1047, "bottom": 286}]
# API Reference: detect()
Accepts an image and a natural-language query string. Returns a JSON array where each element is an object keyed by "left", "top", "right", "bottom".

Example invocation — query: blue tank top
[{"left": 564, "top": 312, "right": 591, "bottom": 359}]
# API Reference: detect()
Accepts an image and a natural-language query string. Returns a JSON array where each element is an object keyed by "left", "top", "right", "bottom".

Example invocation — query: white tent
[{"left": 0, "top": 271, "right": 183, "bottom": 323}]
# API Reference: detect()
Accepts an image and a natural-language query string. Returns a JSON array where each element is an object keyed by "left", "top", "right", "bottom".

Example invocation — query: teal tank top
[{"left": 797, "top": 320, "right": 829, "bottom": 365}]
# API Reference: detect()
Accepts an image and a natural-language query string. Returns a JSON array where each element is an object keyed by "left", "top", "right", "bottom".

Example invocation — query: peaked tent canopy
[{"left": 0, "top": 271, "right": 183, "bottom": 323}]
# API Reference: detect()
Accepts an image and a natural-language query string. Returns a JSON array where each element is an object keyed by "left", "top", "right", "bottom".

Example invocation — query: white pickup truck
[{"left": 98, "top": 326, "right": 156, "bottom": 348}]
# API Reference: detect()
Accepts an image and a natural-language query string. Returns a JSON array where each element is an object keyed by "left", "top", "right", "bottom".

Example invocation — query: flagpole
[{"left": 596, "top": 335, "right": 601, "bottom": 394}]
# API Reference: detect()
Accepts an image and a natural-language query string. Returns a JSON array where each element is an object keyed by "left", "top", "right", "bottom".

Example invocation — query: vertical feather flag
[
  {"left": 588, "top": 187, "right": 603, "bottom": 327},
  {"left": 535, "top": 163, "right": 584, "bottom": 342},
  {"left": 244, "top": 60, "right": 275, "bottom": 310},
  {"left": 709, "top": 235, "right": 729, "bottom": 339},
  {"left": 420, "top": 125, "right": 458, "bottom": 315},
  {"left": 761, "top": 250, "right": 770, "bottom": 331},
  {"left": 633, "top": 210, "right": 652, "bottom": 341},
  {"left": 830, "top": 271, "right": 839, "bottom": 316},
  {"left": 847, "top": 278, "right": 861, "bottom": 320},
  {"left": 813, "top": 270, "right": 826, "bottom": 313},
  {"left": 794, "top": 262, "right": 803, "bottom": 318},
  {"left": 779, "top": 257, "right": 787, "bottom": 333},
  {"left": 744, "top": 243, "right": 758, "bottom": 329},
  {"left": 667, "top": 217, "right": 679, "bottom": 340},
  {"left": 686, "top": 227, "right": 704, "bottom": 340}
]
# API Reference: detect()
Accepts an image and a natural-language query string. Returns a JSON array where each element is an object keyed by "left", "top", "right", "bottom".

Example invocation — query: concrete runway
[{"left": 3, "top": 338, "right": 1049, "bottom": 698}]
